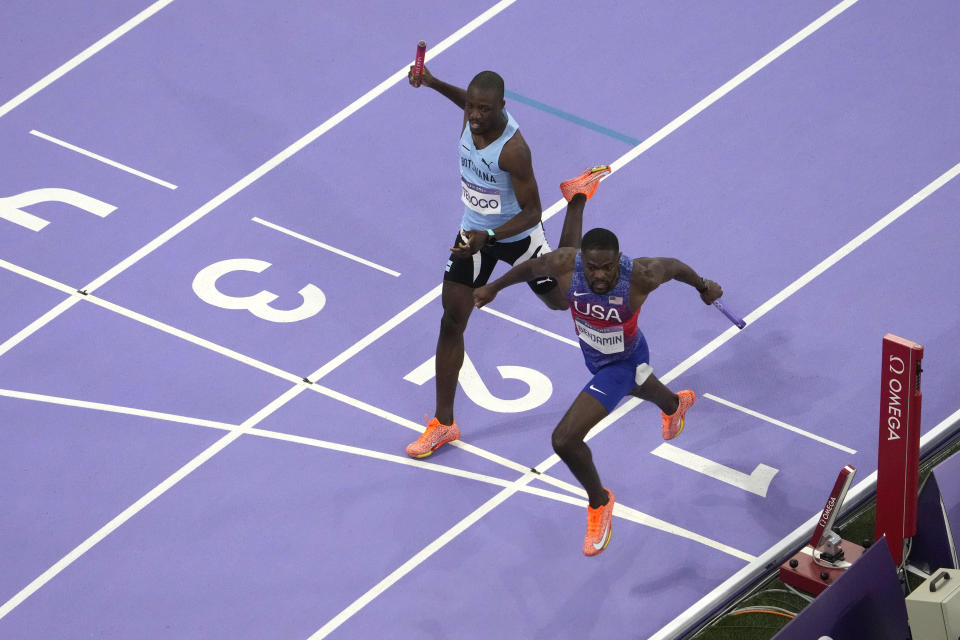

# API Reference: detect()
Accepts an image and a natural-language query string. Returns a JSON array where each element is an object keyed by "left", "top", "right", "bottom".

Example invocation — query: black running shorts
[{"left": 443, "top": 223, "right": 557, "bottom": 294}]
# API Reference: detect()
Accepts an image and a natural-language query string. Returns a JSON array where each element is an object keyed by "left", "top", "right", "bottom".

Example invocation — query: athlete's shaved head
[
  {"left": 580, "top": 228, "right": 621, "bottom": 295},
  {"left": 582, "top": 228, "right": 619, "bottom": 253},
  {"left": 468, "top": 70, "right": 505, "bottom": 100},
  {"left": 465, "top": 71, "right": 506, "bottom": 137}
]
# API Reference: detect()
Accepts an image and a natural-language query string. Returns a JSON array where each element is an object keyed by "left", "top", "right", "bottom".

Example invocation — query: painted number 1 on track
[{"left": 652, "top": 442, "right": 779, "bottom": 497}]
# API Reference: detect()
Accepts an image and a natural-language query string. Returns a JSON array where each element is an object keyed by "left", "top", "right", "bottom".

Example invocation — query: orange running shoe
[
  {"left": 405, "top": 417, "right": 460, "bottom": 458},
  {"left": 661, "top": 390, "right": 696, "bottom": 440},
  {"left": 560, "top": 165, "right": 611, "bottom": 202},
  {"left": 583, "top": 489, "right": 615, "bottom": 556}
]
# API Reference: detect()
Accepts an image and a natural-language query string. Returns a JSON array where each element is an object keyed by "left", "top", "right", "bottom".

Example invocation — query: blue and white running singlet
[{"left": 458, "top": 110, "right": 532, "bottom": 243}]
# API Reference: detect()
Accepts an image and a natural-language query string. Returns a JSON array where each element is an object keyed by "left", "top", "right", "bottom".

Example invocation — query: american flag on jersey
[{"left": 608, "top": 295, "right": 623, "bottom": 305}]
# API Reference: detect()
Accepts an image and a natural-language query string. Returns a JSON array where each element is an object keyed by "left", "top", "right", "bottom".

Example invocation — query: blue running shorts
[{"left": 581, "top": 334, "right": 651, "bottom": 413}]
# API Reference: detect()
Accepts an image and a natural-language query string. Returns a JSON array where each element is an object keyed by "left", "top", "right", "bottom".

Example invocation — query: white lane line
[
  {"left": 0, "top": 297, "right": 81, "bottom": 360},
  {"left": 0, "top": 0, "right": 176, "bottom": 119},
  {"left": 306, "top": 284, "right": 442, "bottom": 382},
  {"left": 0, "top": 388, "right": 236, "bottom": 431},
  {"left": 425, "top": 1, "right": 518, "bottom": 61},
  {"left": 737, "top": 160, "right": 960, "bottom": 330},
  {"left": 89, "top": 295, "right": 302, "bottom": 384},
  {"left": 479, "top": 305, "right": 581, "bottom": 348},
  {"left": 540, "top": 0, "right": 862, "bottom": 228},
  {"left": 611, "top": 0, "right": 863, "bottom": 172},
  {"left": 307, "top": 474, "right": 537, "bottom": 639},
  {"left": 0, "top": 258, "right": 529, "bottom": 480},
  {"left": 29, "top": 130, "right": 177, "bottom": 189},
  {"left": 613, "top": 501, "right": 755, "bottom": 561},
  {"left": 0, "top": 0, "right": 862, "bottom": 361},
  {"left": 249, "top": 427, "right": 520, "bottom": 487},
  {"left": 251, "top": 216, "right": 399, "bottom": 277},
  {"left": 0, "top": 258, "right": 76, "bottom": 295},
  {"left": 704, "top": 393, "right": 857, "bottom": 454}
]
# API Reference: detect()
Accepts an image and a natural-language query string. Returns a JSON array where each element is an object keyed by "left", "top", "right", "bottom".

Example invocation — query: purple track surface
[{"left": 2, "top": 1, "right": 958, "bottom": 638}]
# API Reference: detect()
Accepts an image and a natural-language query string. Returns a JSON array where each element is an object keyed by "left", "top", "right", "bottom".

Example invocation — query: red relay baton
[{"left": 412, "top": 40, "right": 427, "bottom": 87}]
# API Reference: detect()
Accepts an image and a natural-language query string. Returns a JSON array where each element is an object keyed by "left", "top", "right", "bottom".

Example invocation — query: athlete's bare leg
[
  {"left": 628, "top": 373, "right": 680, "bottom": 415},
  {"left": 551, "top": 391, "right": 610, "bottom": 508},
  {"left": 434, "top": 280, "right": 475, "bottom": 425},
  {"left": 534, "top": 193, "right": 587, "bottom": 310},
  {"left": 557, "top": 193, "right": 587, "bottom": 250}
]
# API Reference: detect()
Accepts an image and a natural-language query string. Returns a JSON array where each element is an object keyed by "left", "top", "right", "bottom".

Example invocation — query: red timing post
[
  {"left": 412, "top": 40, "right": 427, "bottom": 87},
  {"left": 875, "top": 334, "right": 923, "bottom": 565}
]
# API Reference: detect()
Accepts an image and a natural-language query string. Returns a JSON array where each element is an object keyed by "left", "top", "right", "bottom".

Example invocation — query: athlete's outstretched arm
[
  {"left": 631, "top": 257, "right": 723, "bottom": 305},
  {"left": 474, "top": 249, "right": 575, "bottom": 308},
  {"left": 407, "top": 65, "right": 466, "bottom": 108}
]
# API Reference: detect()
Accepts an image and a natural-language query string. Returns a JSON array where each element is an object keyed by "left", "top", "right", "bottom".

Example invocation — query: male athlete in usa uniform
[
  {"left": 473, "top": 187, "right": 723, "bottom": 556},
  {"left": 404, "top": 65, "right": 578, "bottom": 459}
]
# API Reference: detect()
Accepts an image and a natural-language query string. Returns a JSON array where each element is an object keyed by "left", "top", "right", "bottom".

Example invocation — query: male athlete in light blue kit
[{"left": 404, "top": 65, "right": 606, "bottom": 459}]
